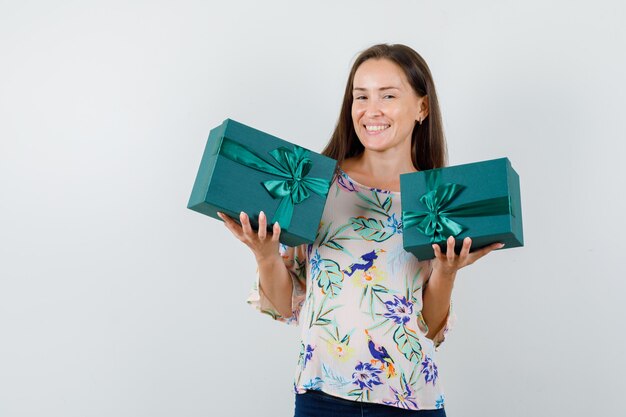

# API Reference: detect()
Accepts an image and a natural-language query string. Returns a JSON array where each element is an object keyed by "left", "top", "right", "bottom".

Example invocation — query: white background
[{"left": 1, "top": 1, "right": 625, "bottom": 416}]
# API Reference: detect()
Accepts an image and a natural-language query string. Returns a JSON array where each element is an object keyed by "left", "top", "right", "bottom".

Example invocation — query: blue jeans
[{"left": 294, "top": 391, "right": 447, "bottom": 417}]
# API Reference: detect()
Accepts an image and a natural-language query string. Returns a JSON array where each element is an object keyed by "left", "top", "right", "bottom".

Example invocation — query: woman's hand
[
  {"left": 217, "top": 210, "right": 281, "bottom": 262},
  {"left": 432, "top": 236, "right": 504, "bottom": 277}
]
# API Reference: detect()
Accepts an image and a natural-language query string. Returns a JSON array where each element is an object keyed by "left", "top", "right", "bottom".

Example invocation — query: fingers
[
  {"left": 217, "top": 211, "right": 255, "bottom": 243},
  {"left": 431, "top": 236, "right": 457, "bottom": 261},
  {"left": 432, "top": 243, "right": 443, "bottom": 260},
  {"left": 217, "top": 211, "right": 244, "bottom": 239},
  {"left": 218, "top": 210, "right": 281, "bottom": 247},
  {"left": 477, "top": 242, "right": 504, "bottom": 257},
  {"left": 271, "top": 221, "right": 281, "bottom": 242},
  {"left": 446, "top": 236, "right": 455, "bottom": 262},
  {"left": 468, "top": 242, "right": 504, "bottom": 263},
  {"left": 258, "top": 211, "right": 267, "bottom": 240},
  {"left": 240, "top": 211, "right": 253, "bottom": 237},
  {"left": 474, "top": 243, "right": 504, "bottom": 259},
  {"left": 433, "top": 235, "right": 503, "bottom": 274},
  {"left": 460, "top": 237, "right": 471, "bottom": 258}
]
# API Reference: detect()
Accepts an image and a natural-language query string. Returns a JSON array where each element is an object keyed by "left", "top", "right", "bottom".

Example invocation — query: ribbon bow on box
[
  {"left": 402, "top": 171, "right": 513, "bottom": 243},
  {"left": 218, "top": 138, "right": 331, "bottom": 228}
]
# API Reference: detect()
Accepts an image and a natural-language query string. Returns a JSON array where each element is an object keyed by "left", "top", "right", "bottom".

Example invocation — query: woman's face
[{"left": 351, "top": 58, "right": 427, "bottom": 154}]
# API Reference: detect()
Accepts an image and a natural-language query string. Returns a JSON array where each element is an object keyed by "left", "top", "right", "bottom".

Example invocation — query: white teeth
[{"left": 365, "top": 125, "right": 389, "bottom": 132}]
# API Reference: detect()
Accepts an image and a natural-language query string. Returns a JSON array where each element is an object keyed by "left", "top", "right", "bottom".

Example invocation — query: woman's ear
[{"left": 417, "top": 95, "right": 430, "bottom": 123}]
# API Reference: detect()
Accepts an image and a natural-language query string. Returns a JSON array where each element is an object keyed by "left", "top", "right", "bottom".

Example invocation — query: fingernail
[
  {"left": 240, "top": 211, "right": 246, "bottom": 218},
  {"left": 260, "top": 210, "right": 265, "bottom": 217},
  {"left": 498, "top": 243, "right": 505, "bottom": 248}
]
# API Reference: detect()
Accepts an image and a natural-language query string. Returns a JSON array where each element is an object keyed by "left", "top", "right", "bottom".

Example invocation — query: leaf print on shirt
[
  {"left": 321, "top": 363, "right": 352, "bottom": 390},
  {"left": 393, "top": 324, "right": 423, "bottom": 364},
  {"left": 318, "top": 221, "right": 357, "bottom": 257},
  {"left": 356, "top": 190, "right": 393, "bottom": 217},
  {"left": 315, "top": 258, "right": 343, "bottom": 298},
  {"left": 302, "top": 377, "right": 324, "bottom": 390},
  {"left": 407, "top": 266, "right": 425, "bottom": 296},
  {"left": 350, "top": 216, "right": 396, "bottom": 242},
  {"left": 309, "top": 293, "right": 342, "bottom": 328},
  {"left": 350, "top": 190, "right": 400, "bottom": 242}
]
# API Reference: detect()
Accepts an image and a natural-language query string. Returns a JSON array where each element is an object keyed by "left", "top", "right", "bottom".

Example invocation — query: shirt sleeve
[
  {"left": 431, "top": 302, "right": 456, "bottom": 350},
  {"left": 420, "top": 262, "right": 457, "bottom": 350},
  {"left": 246, "top": 243, "right": 307, "bottom": 325}
]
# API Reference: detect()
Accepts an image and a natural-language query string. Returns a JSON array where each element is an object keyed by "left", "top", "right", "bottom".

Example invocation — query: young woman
[{"left": 217, "top": 44, "right": 502, "bottom": 416}]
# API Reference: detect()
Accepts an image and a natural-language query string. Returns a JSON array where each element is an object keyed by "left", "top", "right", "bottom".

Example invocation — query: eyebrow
[{"left": 352, "top": 86, "right": 400, "bottom": 92}]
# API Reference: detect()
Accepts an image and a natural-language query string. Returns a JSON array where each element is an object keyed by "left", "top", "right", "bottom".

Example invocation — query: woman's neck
[{"left": 341, "top": 150, "right": 417, "bottom": 192}]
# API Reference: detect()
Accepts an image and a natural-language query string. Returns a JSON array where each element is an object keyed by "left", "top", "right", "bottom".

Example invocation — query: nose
[{"left": 364, "top": 98, "right": 383, "bottom": 117}]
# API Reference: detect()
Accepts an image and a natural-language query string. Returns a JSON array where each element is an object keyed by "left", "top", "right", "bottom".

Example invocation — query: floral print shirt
[{"left": 247, "top": 169, "right": 455, "bottom": 410}]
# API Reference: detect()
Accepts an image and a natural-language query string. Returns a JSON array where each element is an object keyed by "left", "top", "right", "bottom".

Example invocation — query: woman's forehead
[{"left": 353, "top": 59, "right": 410, "bottom": 89}]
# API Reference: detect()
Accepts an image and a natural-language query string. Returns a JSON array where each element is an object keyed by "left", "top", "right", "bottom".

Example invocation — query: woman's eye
[
  {"left": 383, "top": 95, "right": 395, "bottom": 99},
  {"left": 354, "top": 96, "right": 367, "bottom": 100}
]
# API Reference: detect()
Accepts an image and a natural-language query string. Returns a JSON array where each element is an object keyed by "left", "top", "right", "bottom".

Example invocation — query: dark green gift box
[
  {"left": 400, "top": 157, "right": 524, "bottom": 260},
  {"left": 187, "top": 119, "right": 337, "bottom": 246}
]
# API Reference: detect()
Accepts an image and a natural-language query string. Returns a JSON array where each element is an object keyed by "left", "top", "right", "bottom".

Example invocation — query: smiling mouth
[{"left": 364, "top": 125, "right": 390, "bottom": 132}]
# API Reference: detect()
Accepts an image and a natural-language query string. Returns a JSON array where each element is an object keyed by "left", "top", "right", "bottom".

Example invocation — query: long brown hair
[{"left": 322, "top": 44, "right": 447, "bottom": 171}]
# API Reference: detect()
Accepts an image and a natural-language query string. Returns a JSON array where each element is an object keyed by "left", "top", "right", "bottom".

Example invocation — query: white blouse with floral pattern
[{"left": 247, "top": 169, "right": 455, "bottom": 411}]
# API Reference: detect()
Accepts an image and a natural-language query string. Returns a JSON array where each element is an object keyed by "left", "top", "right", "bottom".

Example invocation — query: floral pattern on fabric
[{"left": 247, "top": 169, "right": 456, "bottom": 410}]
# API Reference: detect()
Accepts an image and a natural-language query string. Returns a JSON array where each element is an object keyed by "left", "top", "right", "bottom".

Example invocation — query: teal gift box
[
  {"left": 400, "top": 157, "right": 524, "bottom": 260},
  {"left": 187, "top": 118, "right": 337, "bottom": 246}
]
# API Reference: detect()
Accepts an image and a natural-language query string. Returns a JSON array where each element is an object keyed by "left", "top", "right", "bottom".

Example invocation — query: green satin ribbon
[
  {"left": 218, "top": 137, "right": 331, "bottom": 228},
  {"left": 402, "top": 171, "right": 512, "bottom": 242}
]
